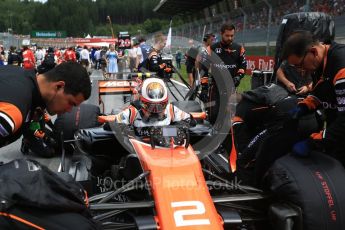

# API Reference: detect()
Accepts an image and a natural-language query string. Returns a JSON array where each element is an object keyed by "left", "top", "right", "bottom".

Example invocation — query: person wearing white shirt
[
  {"left": 35, "top": 47, "right": 45, "bottom": 67},
  {"left": 128, "top": 43, "right": 142, "bottom": 72},
  {"left": 80, "top": 46, "right": 90, "bottom": 69}
]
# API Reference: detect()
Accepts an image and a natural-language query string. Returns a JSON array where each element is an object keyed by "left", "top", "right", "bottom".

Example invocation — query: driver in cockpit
[{"left": 114, "top": 78, "right": 192, "bottom": 127}]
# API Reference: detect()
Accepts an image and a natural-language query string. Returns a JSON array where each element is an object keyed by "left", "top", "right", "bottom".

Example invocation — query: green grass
[
  {"left": 174, "top": 65, "right": 251, "bottom": 93},
  {"left": 245, "top": 46, "right": 276, "bottom": 56},
  {"left": 173, "top": 64, "right": 188, "bottom": 82},
  {"left": 237, "top": 75, "right": 251, "bottom": 93}
]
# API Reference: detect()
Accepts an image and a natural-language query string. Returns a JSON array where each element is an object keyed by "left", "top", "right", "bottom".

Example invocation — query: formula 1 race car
[
  {"left": 67, "top": 118, "right": 269, "bottom": 230},
  {"left": 67, "top": 63, "right": 345, "bottom": 229},
  {"left": 61, "top": 102, "right": 345, "bottom": 230},
  {"left": 13, "top": 70, "right": 345, "bottom": 230},
  {"left": 35, "top": 57, "right": 342, "bottom": 230}
]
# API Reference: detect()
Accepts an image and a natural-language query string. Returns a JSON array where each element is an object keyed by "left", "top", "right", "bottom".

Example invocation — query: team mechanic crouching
[
  {"left": 285, "top": 31, "right": 345, "bottom": 163},
  {"left": 0, "top": 62, "right": 91, "bottom": 149}
]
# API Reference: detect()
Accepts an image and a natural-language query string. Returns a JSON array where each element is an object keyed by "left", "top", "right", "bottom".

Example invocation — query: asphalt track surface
[{"left": 0, "top": 68, "right": 190, "bottom": 170}]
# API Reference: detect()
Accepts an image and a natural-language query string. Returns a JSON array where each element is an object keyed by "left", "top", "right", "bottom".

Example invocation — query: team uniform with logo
[
  {"left": 207, "top": 42, "right": 246, "bottom": 124},
  {"left": 0, "top": 66, "right": 45, "bottom": 147},
  {"left": 139, "top": 48, "right": 171, "bottom": 79},
  {"left": 211, "top": 41, "right": 247, "bottom": 83},
  {"left": 298, "top": 42, "right": 345, "bottom": 156}
]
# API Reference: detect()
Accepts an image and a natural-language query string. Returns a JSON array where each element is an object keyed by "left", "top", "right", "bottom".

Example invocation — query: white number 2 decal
[{"left": 171, "top": 201, "right": 211, "bottom": 227}]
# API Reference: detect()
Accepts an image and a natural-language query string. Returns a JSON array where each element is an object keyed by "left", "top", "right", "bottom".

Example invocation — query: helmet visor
[
  {"left": 146, "top": 82, "right": 165, "bottom": 100},
  {"left": 142, "top": 101, "right": 167, "bottom": 114}
]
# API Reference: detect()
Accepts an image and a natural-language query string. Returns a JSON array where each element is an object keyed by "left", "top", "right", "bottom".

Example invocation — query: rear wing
[
  {"left": 98, "top": 80, "right": 138, "bottom": 95},
  {"left": 98, "top": 73, "right": 156, "bottom": 95}
]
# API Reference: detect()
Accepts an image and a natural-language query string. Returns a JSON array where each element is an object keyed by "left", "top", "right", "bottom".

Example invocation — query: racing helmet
[{"left": 139, "top": 78, "right": 168, "bottom": 114}]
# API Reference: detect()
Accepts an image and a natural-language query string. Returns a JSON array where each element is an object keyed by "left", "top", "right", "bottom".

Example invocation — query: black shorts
[{"left": 80, "top": 59, "right": 89, "bottom": 66}]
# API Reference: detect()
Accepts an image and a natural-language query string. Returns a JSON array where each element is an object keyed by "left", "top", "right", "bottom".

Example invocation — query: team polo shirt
[{"left": 0, "top": 66, "right": 45, "bottom": 147}]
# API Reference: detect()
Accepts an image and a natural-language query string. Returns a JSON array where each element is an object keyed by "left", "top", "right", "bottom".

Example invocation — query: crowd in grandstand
[
  {"left": 168, "top": 0, "right": 345, "bottom": 47},
  {"left": 233, "top": 0, "right": 345, "bottom": 30}
]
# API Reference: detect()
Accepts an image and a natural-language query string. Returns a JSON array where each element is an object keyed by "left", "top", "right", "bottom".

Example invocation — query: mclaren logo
[{"left": 99, "top": 80, "right": 136, "bottom": 88}]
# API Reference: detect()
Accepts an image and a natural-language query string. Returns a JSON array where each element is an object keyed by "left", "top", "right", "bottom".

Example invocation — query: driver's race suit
[{"left": 114, "top": 103, "right": 190, "bottom": 127}]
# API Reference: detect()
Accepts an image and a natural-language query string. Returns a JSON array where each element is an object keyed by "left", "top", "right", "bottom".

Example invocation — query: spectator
[
  {"left": 185, "top": 40, "right": 198, "bottom": 86},
  {"left": 175, "top": 47, "right": 183, "bottom": 69},
  {"left": 106, "top": 44, "right": 119, "bottom": 79},
  {"left": 138, "top": 37, "right": 151, "bottom": 65},
  {"left": 7, "top": 46, "right": 22, "bottom": 66},
  {"left": 128, "top": 42, "right": 141, "bottom": 72},
  {"left": 22, "top": 45, "right": 35, "bottom": 71},
  {"left": 0, "top": 46, "right": 5, "bottom": 66},
  {"left": 54, "top": 48, "right": 63, "bottom": 65},
  {"left": 94, "top": 48, "right": 101, "bottom": 70},
  {"left": 80, "top": 46, "right": 90, "bottom": 69},
  {"left": 35, "top": 46, "right": 45, "bottom": 67},
  {"left": 64, "top": 47, "right": 77, "bottom": 62}
]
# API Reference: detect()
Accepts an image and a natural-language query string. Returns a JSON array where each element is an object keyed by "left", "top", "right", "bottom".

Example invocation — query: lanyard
[{"left": 321, "top": 44, "right": 329, "bottom": 80}]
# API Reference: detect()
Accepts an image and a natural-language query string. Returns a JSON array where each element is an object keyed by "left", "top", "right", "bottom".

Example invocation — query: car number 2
[{"left": 171, "top": 201, "right": 211, "bottom": 227}]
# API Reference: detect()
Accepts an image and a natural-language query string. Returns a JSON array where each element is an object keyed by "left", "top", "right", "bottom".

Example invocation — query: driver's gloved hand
[
  {"left": 178, "top": 118, "right": 196, "bottom": 128},
  {"left": 233, "top": 76, "right": 241, "bottom": 87},
  {"left": 292, "top": 139, "right": 311, "bottom": 157},
  {"left": 288, "top": 104, "right": 309, "bottom": 120}
]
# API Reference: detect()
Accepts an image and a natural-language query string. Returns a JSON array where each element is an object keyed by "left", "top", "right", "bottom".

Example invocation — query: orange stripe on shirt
[
  {"left": 232, "top": 116, "right": 243, "bottom": 123},
  {"left": 300, "top": 96, "right": 320, "bottom": 110},
  {"left": 0, "top": 102, "right": 23, "bottom": 133},
  {"left": 0, "top": 212, "right": 45, "bottom": 230},
  {"left": 240, "top": 46, "right": 245, "bottom": 55},
  {"left": 333, "top": 68, "right": 345, "bottom": 85},
  {"left": 237, "top": 69, "right": 245, "bottom": 74},
  {"left": 169, "top": 104, "right": 175, "bottom": 121},
  {"left": 129, "top": 107, "right": 138, "bottom": 125},
  {"left": 311, "top": 130, "right": 324, "bottom": 140}
]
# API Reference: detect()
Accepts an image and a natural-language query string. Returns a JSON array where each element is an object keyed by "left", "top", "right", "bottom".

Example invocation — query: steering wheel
[{"left": 134, "top": 125, "right": 190, "bottom": 149}]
